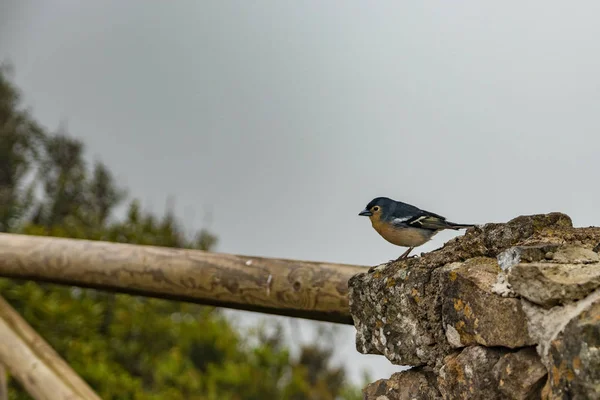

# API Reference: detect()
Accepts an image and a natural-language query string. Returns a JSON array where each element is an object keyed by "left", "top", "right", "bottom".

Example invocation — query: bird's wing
[{"left": 391, "top": 208, "right": 449, "bottom": 231}]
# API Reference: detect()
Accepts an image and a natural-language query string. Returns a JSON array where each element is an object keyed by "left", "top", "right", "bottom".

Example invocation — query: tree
[{"left": 0, "top": 63, "right": 43, "bottom": 233}]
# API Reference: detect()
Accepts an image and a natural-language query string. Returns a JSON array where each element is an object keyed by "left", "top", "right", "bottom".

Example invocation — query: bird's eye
[{"left": 372, "top": 206, "right": 380, "bottom": 212}]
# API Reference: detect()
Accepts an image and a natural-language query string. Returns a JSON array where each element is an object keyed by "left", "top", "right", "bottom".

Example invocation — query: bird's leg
[
  {"left": 389, "top": 247, "right": 414, "bottom": 263},
  {"left": 398, "top": 247, "right": 414, "bottom": 260}
]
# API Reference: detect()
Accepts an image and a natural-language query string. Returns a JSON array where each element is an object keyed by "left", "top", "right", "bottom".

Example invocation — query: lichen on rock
[
  {"left": 544, "top": 299, "right": 600, "bottom": 399},
  {"left": 439, "top": 258, "right": 533, "bottom": 349},
  {"left": 438, "top": 346, "right": 506, "bottom": 400}
]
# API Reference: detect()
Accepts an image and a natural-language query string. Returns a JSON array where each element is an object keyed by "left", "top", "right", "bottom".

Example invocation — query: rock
[
  {"left": 551, "top": 246, "right": 600, "bottom": 264},
  {"left": 492, "top": 347, "right": 547, "bottom": 400},
  {"left": 520, "top": 288, "right": 600, "bottom": 366},
  {"left": 509, "top": 260, "right": 600, "bottom": 307},
  {"left": 363, "top": 347, "right": 547, "bottom": 400},
  {"left": 437, "top": 346, "right": 505, "bottom": 400},
  {"left": 440, "top": 258, "right": 534, "bottom": 349},
  {"left": 349, "top": 214, "right": 585, "bottom": 367},
  {"left": 363, "top": 369, "right": 441, "bottom": 400},
  {"left": 362, "top": 347, "right": 547, "bottom": 400},
  {"left": 497, "top": 244, "right": 561, "bottom": 272},
  {"left": 407, "top": 213, "right": 578, "bottom": 270},
  {"left": 351, "top": 213, "right": 600, "bottom": 399},
  {"left": 545, "top": 299, "right": 600, "bottom": 399},
  {"left": 349, "top": 260, "right": 450, "bottom": 366},
  {"left": 349, "top": 257, "right": 534, "bottom": 367},
  {"left": 480, "top": 214, "right": 572, "bottom": 255}
]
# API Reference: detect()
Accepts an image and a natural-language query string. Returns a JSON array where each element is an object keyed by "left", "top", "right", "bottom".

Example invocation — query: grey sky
[{"left": 2, "top": 0, "right": 600, "bottom": 383}]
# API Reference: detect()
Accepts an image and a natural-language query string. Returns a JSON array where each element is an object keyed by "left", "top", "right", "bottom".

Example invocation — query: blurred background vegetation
[{"left": 0, "top": 63, "right": 365, "bottom": 400}]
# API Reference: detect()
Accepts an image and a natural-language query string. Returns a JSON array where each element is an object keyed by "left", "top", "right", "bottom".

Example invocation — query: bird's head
[{"left": 358, "top": 197, "right": 394, "bottom": 221}]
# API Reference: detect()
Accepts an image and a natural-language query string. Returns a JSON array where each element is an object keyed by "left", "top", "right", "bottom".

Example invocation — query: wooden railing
[{"left": 0, "top": 233, "right": 366, "bottom": 399}]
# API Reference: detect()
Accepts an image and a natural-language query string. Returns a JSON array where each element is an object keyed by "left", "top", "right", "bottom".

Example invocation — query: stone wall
[{"left": 349, "top": 213, "right": 600, "bottom": 400}]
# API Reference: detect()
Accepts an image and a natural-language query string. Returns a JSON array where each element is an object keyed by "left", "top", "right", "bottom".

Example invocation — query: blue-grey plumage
[{"left": 359, "top": 197, "right": 474, "bottom": 260}]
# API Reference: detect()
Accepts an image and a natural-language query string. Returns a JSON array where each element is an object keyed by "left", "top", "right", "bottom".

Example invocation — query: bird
[{"left": 359, "top": 197, "right": 474, "bottom": 261}]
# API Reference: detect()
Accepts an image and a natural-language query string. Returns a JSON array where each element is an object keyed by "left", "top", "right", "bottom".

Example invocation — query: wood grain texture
[
  {"left": 0, "top": 295, "right": 101, "bottom": 400},
  {"left": 0, "top": 233, "right": 366, "bottom": 324},
  {"left": 0, "top": 363, "right": 6, "bottom": 400}
]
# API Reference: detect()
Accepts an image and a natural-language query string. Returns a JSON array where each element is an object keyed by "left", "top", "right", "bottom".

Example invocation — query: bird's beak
[{"left": 358, "top": 208, "right": 372, "bottom": 217}]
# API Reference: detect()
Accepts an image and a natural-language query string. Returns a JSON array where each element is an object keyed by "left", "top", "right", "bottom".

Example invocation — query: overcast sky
[{"left": 2, "top": 0, "right": 600, "bottom": 383}]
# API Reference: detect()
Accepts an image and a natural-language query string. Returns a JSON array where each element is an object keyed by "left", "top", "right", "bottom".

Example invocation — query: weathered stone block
[
  {"left": 493, "top": 347, "right": 546, "bottom": 400},
  {"left": 363, "top": 369, "right": 441, "bottom": 400},
  {"left": 508, "top": 253, "right": 600, "bottom": 307},
  {"left": 440, "top": 258, "right": 533, "bottom": 348},
  {"left": 349, "top": 261, "right": 448, "bottom": 366},
  {"left": 437, "top": 346, "right": 505, "bottom": 400},
  {"left": 363, "top": 347, "right": 547, "bottom": 400},
  {"left": 544, "top": 299, "right": 600, "bottom": 399}
]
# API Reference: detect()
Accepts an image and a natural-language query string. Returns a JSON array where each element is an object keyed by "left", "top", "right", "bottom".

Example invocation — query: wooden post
[
  {"left": 0, "top": 363, "right": 7, "bottom": 400},
  {"left": 0, "top": 295, "right": 101, "bottom": 400},
  {"left": 0, "top": 233, "right": 365, "bottom": 324}
]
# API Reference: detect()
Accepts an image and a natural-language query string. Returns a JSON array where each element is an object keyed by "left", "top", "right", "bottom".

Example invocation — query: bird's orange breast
[{"left": 370, "top": 218, "right": 433, "bottom": 247}]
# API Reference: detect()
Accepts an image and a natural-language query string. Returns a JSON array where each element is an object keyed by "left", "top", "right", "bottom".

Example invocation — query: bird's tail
[
  {"left": 414, "top": 215, "right": 475, "bottom": 231},
  {"left": 444, "top": 221, "right": 475, "bottom": 230}
]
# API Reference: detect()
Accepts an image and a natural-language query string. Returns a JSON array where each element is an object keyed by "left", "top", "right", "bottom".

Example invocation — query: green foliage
[
  {"left": 0, "top": 63, "right": 362, "bottom": 399},
  {"left": 0, "top": 64, "right": 44, "bottom": 232}
]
